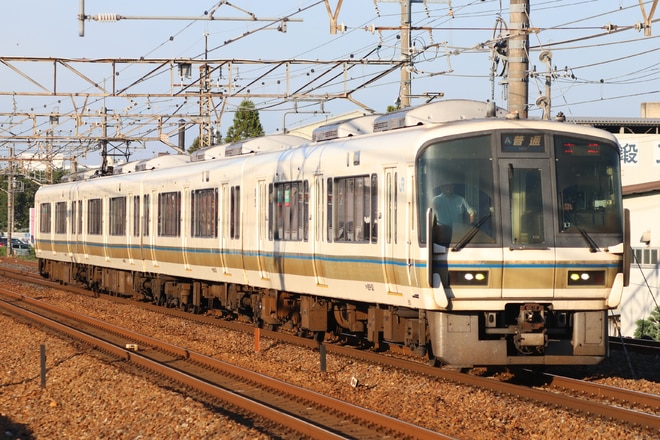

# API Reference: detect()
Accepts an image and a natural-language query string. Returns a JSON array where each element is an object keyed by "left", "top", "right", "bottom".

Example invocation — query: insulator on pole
[{"left": 93, "top": 13, "right": 119, "bottom": 22}]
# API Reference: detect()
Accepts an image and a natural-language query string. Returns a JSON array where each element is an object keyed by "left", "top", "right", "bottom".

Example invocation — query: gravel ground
[{"left": 0, "top": 276, "right": 658, "bottom": 439}]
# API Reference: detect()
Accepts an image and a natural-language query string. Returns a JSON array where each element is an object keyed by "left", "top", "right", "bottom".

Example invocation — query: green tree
[
  {"left": 224, "top": 99, "right": 264, "bottom": 143},
  {"left": 634, "top": 306, "right": 660, "bottom": 340},
  {"left": 188, "top": 136, "right": 201, "bottom": 153},
  {"left": 0, "top": 168, "right": 66, "bottom": 232}
]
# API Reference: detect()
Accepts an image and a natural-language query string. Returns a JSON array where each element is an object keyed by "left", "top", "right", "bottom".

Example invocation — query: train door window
[
  {"left": 332, "top": 175, "right": 377, "bottom": 243},
  {"left": 510, "top": 168, "right": 545, "bottom": 245},
  {"left": 87, "top": 198, "right": 102, "bottom": 235},
  {"left": 327, "top": 178, "right": 333, "bottom": 242},
  {"left": 230, "top": 186, "right": 240, "bottom": 239},
  {"left": 386, "top": 172, "right": 397, "bottom": 244},
  {"left": 270, "top": 181, "right": 309, "bottom": 241},
  {"left": 132, "top": 196, "right": 140, "bottom": 237},
  {"left": 158, "top": 192, "right": 181, "bottom": 237},
  {"left": 39, "top": 203, "right": 51, "bottom": 233},
  {"left": 55, "top": 202, "right": 67, "bottom": 234},
  {"left": 142, "top": 195, "right": 150, "bottom": 237},
  {"left": 371, "top": 174, "right": 378, "bottom": 243},
  {"left": 76, "top": 201, "right": 82, "bottom": 234},
  {"left": 109, "top": 196, "right": 127, "bottom": 236},
  {"left": 191, "top": 188, "right": 218, "bottom": 238},
  {"left": 70, "top": 201, "right": 77, "bottom": 234}
]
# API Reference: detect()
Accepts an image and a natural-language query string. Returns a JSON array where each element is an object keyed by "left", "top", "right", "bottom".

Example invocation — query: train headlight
[
  {"left": 449, "top": 270, "right": 489, "bottom": 286},
  {"left": 567, "top": 270, "right": 605, "bottom": 286}
]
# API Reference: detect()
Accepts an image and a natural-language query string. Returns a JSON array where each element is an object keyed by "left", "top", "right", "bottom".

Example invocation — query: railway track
[
  {"left": 1, "top": 261, "right": 659, "bottom": 434},
  {"left": 0, "top": 285, "right": 449, "bottom": 440}
]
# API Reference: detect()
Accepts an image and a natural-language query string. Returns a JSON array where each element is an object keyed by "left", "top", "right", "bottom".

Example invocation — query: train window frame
[
  {"left": 331, "top": 174, "right": 378, "bottom": 243},
  {"left": 269, "top": 180, "right": 309, "bottom": 242},
  {"left": 55, "top": 201, "right": 67, "bottom": 234},
  {"left": 191, "top": 188, "right": 218, "bottom": 238},
  {"left": 87, "top": 198, "right": 103, "bottom": 235},
  {"left": 109, "top": 196, "right": 127, "bottom": 236},
  {"left": 39, "top": 203, "right": 52, "bottom": 234},
  {"left": 158, "top": 191, "right": 181, "bottom": 237}
]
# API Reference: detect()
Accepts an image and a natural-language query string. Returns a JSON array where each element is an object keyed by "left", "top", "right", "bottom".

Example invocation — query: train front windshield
[{"left": 417, "top": 131, "right": 623, "bottom": 248}]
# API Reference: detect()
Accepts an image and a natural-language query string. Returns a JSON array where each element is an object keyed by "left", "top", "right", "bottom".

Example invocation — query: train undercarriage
[
  {"left": 39, "top": 259, "right": 608, "bottom": 367},
  {"left": 38, "top": 259, "right": 430, "bottom": 355}
]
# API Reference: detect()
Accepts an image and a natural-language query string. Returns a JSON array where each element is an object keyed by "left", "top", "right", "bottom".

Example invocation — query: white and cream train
[{"left": 34, "top": 100, "right": 630, "bottom": 367}]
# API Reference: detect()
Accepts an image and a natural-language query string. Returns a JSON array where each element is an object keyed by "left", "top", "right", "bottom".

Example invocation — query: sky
[{"left": 2, "top": 1, "right": 660, "bottom": 165}]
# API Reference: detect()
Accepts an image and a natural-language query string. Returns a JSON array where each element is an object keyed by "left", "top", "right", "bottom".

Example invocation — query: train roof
[{"left": 191, "top": 134, "right": 309, "bottom": 162}]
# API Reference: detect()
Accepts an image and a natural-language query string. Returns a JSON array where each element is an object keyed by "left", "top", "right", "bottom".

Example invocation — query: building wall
[{"left": 615, "top": 133, "right": 660, "bottom": 336}]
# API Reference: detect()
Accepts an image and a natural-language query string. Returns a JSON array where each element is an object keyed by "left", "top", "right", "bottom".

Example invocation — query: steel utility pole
[
  {"left": 399, "top": 0, "right": 412, "bottom": 108},
  {"left": 508, "top": 0, "right": 530, "bottom": 118}
]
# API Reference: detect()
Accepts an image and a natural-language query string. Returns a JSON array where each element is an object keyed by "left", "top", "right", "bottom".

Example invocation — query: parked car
[{"left": 0, "top": 237, "right": 31, "bottom": 256}]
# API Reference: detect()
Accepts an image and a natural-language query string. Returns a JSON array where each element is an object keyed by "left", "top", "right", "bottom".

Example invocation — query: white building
[{"left": 569, "top": 113, "right": 660, "bottom": 337}]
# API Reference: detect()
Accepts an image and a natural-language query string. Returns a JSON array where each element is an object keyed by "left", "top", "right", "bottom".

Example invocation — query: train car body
[{"left": 35, "top": 100, "right": 630, "bottom": 367}]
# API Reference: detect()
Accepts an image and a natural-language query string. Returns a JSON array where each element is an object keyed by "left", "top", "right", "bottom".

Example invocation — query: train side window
[
  {"left": 332, "top": 174, "right": 377, "bottom": 243},
  {"left": 87, "top": 198, "right": 102, "bottom": 235},
  {"left": 133, "top": 196, "right": 140, "bottom": 237},
  {"left": 39, "top": 203, "right": 52, "bottom": 233},
  {"left": 270, "top": 181, "right": 309, "bottom": 241},
  {"left": 143, "top": 195, "right": 150, "bottom": 237},
  {"left": 158, "top": 192, "right": 181, "bottom": 237},
  {"left": 55, "top": 202, "right": 67, "bottom": 234},
  {"left": 230, "top": 186, "right": 240, "bottom": 239},
  {"left": 109, "top": 196, "right": 127, "bottom": 236},
  {"left": 191, "top": 188, "right": 218, "bottom": 238}
]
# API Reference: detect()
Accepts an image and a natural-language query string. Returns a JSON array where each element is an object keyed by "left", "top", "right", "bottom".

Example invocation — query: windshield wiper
[
  {"left": 452, "top": 213, "right": 492, "bottom": 252},
  {"left": 575, "top": 223, "right": 600, "bottom": 253}
]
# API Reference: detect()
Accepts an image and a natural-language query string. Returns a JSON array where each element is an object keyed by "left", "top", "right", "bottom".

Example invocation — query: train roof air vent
[
  {"left": 312, "top": 115, "right": 378, "bottom": 141},
  {"left": 373, "top": 99, "right": 506, "bottom": 132},
  {"left": 134, "top": 154, "right": 190, "bottom": 171},
  {"left": 191, "top": 134, "right": 308, "bottom": 161}
]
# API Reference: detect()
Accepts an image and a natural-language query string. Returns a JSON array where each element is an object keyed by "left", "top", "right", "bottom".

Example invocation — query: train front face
[{"left": 417, "top": 123, "right": 626, "bottom": 367}]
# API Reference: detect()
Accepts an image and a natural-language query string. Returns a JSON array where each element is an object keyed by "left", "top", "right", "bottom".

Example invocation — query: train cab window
[
  {"left": 417, "top": 135, "right": 495, "bottom": 246},
  {"left": 269, "top": 181, "right": 309, "bottom": 241},
  {"left": 39, "top": 203, "right": 52, "bottom": 234},
  {"left": 555, "top": 136, "right": 623, "bottom": 235},
  {"left": 109, "top": 196, "right": 127, "bottom": 236},
  {"left": 87, "top": 198, "right": 103, "bottom": 235},
  {"left": 55, "top": 202, "right": 67, "bottom": 234},
  {"left": 191, "top": 188, "right": 218, "bottom": 238},
  {"left": 158, "top": 192, "right": 181, "bottom": 237},
  {"left": 330, "top": 174, "right": 377, "bottom": 243}
]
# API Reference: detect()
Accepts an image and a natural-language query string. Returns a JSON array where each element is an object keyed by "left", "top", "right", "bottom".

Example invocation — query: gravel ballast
[{"left": 0, "top": 279, "right": 658, "bottom": 439}]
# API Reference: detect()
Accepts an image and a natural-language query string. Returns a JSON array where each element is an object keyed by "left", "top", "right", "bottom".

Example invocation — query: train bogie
[{"left": 34, "top": 100, "right": 629, "bottom": 367}]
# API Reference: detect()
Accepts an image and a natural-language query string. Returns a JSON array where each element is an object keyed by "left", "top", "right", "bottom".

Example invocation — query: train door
[
  {"left": 256, "top": 179, "right": 271, "bottom": 280},
  {"left": 127, "top": 193, "right": 136, "bottom": 265},
  {"left": 383, "top": 167, "right": 399, "bottom": 293},
  {"left": 313, "top": 175, "right": 327, "bottom": 286},
  {"left": 182, "top": 186, "right": 192, "bottom": 271},
  {"left": 148, "top": 190, "right": 158, "bottom": 267},
  {"left": 81, "top": 198, "right": 89, "bottom": 258},
  {"left": 219, "top": 183, "right": 230, "bottom": 274},
  {"left": 498, "top": 159, "right": 555, "bottom": 298}
]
